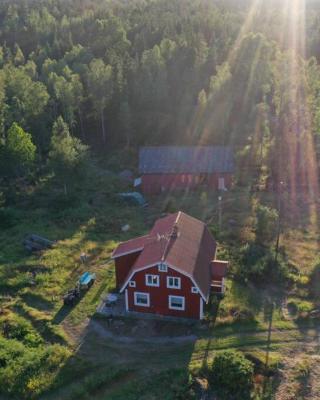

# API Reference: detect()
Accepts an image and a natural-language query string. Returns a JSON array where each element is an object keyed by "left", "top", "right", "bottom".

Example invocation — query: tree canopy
[{"left": 0, "top": 0, "right": 319, "bottom": 189}]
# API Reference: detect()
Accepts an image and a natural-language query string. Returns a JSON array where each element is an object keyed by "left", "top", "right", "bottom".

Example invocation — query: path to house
[{"left": 65, "top": 315, "right": 320, "bottom": 348}]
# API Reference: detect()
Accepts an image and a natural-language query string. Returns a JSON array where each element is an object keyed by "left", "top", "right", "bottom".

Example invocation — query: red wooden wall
[
  {"left": 141, "top": 173, "right": 232, "bottom": 194},
  {"left": 115, "top": 251, "right": 142, "bottom": 289},
  {"left": 126, "top": 265, "right": 202, "bottom": 319}
]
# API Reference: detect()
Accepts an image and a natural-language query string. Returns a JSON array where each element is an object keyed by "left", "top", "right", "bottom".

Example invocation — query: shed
[{"left": 139, "top": 146, "right": 234, "bottom": 194}]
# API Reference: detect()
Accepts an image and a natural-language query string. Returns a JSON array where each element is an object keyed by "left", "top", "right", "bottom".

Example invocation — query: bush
[
  {"left": 2, "top": 316, "right": 42, "bottom": 346},
  {"left": 255, "top": 204, "right": 278, "bottom": 245},
  {"left": 309, "top": 262, "right": 320, "bottom": 300},
  {"left": 209, "top": 350, "right": 254, "bottom": 398},
  {"left": 0, "top": 338, "right": 70, "bottom": 398},
  {"left": 235, "top": 243, "right": 289, "bottom": 284}
]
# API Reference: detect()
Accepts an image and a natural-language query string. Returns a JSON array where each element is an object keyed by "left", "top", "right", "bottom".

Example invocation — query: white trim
[
  {"left": 145, "top": 274, "right": 160, "bottom": 287},
  {"left": 191, "top": 286, "right": 198, "bottom": 294},
  {"left": 199, "top": 298, "right": 204, "bottom": 319},
  {"left": 168, "top": 295, "right": 185, "bottom": 311},
  {"left": 134, "top": 292, "right": 150, "bottom": 307},
  {"left": 158, "top": 263, "right": 168, "bottom": 272},
  {"left": 129, "top": 280, "right": 136, "bottom": 287},
  {"left": 119, "top": 261, "right": 208, "bottom": 302},
  {"left": 111, "top": 247, "right": 144, "bottom": 259},
  {"left": 125, "top": 289, "right": 128, "bottom": 311},
  {"left": 119, "top": 263, "right": 158, "bottom": 292},
  {"left": 222, "top": 277, "right": 226, "bottom": 293},
  {"left": 167, "top": 276, "right": 181, "bottom": 289},
  {"left": 166, "top": 262, "right": 208, "bottom": 302}
]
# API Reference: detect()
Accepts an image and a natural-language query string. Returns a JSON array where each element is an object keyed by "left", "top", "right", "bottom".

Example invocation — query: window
[
  {"left": 191, "top": 287, "right": 198, "bottom": 294},
  {"left": 129, "top": 281, "right": 136, "bottom": 288},
  {"left": 145, "top": 274, "right": 159, "bottom": 287},
  {"left": 169, "top": 295, "right": 185, "bottom": 310},
  {"left": 158, "top": 263, "right": 167, "bottom": 272},
  {"left": 134, "top": 292, "right": 150, "bottom": 307},
  {"left": 167, "top": 276, "right": 181, "bottom": 289}
]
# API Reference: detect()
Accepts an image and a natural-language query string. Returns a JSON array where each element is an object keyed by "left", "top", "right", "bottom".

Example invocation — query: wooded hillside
[{"left": 1, "top": 0, "right": 320, "bottom": 190}]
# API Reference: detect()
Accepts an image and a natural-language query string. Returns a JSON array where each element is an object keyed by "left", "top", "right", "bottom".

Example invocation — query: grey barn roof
[{"left": 139, "top": 146, "right": 234, "bottom": 174}]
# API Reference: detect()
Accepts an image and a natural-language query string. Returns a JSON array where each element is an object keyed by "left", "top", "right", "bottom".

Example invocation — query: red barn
[
  {"left": 112, "top": 211, "right": 228, "bottom": 320},
  {"left": 139, "top": 146, "right": 234, "bottom": 195}
]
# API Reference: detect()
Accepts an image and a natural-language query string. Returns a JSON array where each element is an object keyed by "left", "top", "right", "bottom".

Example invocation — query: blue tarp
[
  {"left": 118, "top": 192, "right": 148, "bottom": 207},
  {"left": 79, "top": 272, "right": 95, "bottom": 285}
]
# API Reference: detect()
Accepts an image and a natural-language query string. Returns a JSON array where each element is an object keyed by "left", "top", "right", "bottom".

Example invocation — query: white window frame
[
  {"left": 158, "top": 263, "right": 168, "bottom": 272},
  {"left": 191, "top": 286, "right": 198, "bottom": 294},
  {"left": 134, "top": 292, "right": 150, "bottom": 307},
  {"left": 145, "top": 274, "right": 160, "bottom": 287},
  {"left": 129, "top": 280, "right": 136, "bottom": 288},
  {"left": 167, "top": 276, "right": 181, "bottom": 289},
  {"left": 168, "top": 295, "right": 185, "bottom": 310}
]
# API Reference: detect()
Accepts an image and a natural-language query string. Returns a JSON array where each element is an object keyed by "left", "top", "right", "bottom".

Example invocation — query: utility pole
[
  {"left": 264, "top": 181, "right": 284, "bottom": 394},
  {"left": 275, "top": 181, "right": 284, "bottom": 262},
  {"left": 218, "top": 196, "right": 222, "bottom": 231}
]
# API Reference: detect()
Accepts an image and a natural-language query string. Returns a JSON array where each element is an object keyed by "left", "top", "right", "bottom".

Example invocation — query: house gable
[
  {"left": 120, "top": 262, "right": 206, "bottom": 302},
  {"left": 125, "top": 264, "right": 203, "bottom": 319}
]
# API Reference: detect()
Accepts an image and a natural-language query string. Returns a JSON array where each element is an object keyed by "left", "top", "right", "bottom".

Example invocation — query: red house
[
  {"left": 111, "top": 211, "right": 228, "bottom": 320},
  {"left": 139, "top": 146, "right": 234, "bottom": 195}
]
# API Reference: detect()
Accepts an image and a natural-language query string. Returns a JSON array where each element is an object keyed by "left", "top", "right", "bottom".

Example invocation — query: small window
[
  {"left": 158, "top": 263, "right": 167, "bottom": 272},
  {"left": 129, "top": 281, "right": 136, "bottom": 287},
  {"left": 167, "top": 276, "right": 181, "bottom": 289},
  {"left": 191, "top": 287, "right": 198, "bottom": 294},
  {"left": 169, "top": 295, "right": 185, "bottom": 310},
  {"left": 145, "top": 274, "right": 160, "bottom": 287},
  {"left": 134, "top": 292, "right": 150, "bottom": 307}
]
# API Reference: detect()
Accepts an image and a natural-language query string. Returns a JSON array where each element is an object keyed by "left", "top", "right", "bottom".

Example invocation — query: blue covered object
[
  {"left": 118, "top": 192, "right": 148, "bottom": 207},
  {"left": 79, "top": 271, "right": 96, "bottom": 286}
]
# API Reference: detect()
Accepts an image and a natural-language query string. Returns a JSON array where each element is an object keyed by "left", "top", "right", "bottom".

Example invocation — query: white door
[{"left": 218, "top": 177, "right": 225, "bottom": 190}]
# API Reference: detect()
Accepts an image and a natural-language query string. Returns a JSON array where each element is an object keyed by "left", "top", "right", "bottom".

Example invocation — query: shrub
[
  {"left": 235, "top": 243, "right": 289, "bottom": 284},
  {"left": 293, "top": 357, "right": 311, "bottom": 380},
  {"left": 255, "top": 204, "right": 278, "bottom": 245},
  {"left": 0, "top": 338, "right": 70, "bottom": 398},
  {"left": 209, "top": 350, "right": 254, "bottom": 398},
  {"left": 309, "top": 262, "right": 320, "bottom": 300}
]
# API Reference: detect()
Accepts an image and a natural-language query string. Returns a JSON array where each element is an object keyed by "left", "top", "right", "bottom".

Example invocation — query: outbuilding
[
  {"left": 139, "top": 146, "right": 234, "bottom": 194},
  {"left": 112, "top": 211, "right": 228, "bottom": 320}
]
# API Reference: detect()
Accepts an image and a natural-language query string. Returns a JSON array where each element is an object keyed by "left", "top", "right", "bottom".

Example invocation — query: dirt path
[
  {"left": 275, "top": 329, "right": 320, "bottom": 400},
  {"left": 89, "top": 319, "right": 198, "bottom": 343}
]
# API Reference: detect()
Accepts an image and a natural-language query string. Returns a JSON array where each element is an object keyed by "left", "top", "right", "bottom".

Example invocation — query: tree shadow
[
  {"left": 20, "top": 292, "right": 55, "bottom": 311},
  {"left": 52, "top": 286, "right": 95, "bottom": 325},
  {"left": 200, "top": 294, "right": 221, "bottom": 370},
  {"left": 13, "top": 302, "right": 67, "bottom": 345}
]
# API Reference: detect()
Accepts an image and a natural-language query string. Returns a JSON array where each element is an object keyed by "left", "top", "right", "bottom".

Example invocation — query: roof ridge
[{"left": 160, "top": 211, "right": 181, "bottom": 262}]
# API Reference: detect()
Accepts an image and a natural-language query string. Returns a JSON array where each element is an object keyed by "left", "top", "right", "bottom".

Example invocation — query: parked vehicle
[{"left": 63, "top": 287, "right": 80, "bottom": 305}]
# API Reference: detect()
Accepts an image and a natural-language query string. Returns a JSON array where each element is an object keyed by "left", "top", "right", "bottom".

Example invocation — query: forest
[
  {"left": 1, "top": 0, "right": 320, "bottom": 188},
  {"left": 2, "top": 0, "right": 320, "bottom": 399}
]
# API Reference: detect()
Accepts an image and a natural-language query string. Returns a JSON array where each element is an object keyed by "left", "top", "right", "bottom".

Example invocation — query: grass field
[{"left": 1, "top": 168, "right": 320, "bottom": 399}]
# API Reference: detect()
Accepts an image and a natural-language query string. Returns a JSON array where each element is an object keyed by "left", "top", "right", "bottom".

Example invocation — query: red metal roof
[
  {"left": 113, "top": 211, "right": 218, "bottom": 300},
  {"left": 111, "top": 235, "right": 149, "bottom": 258}
]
